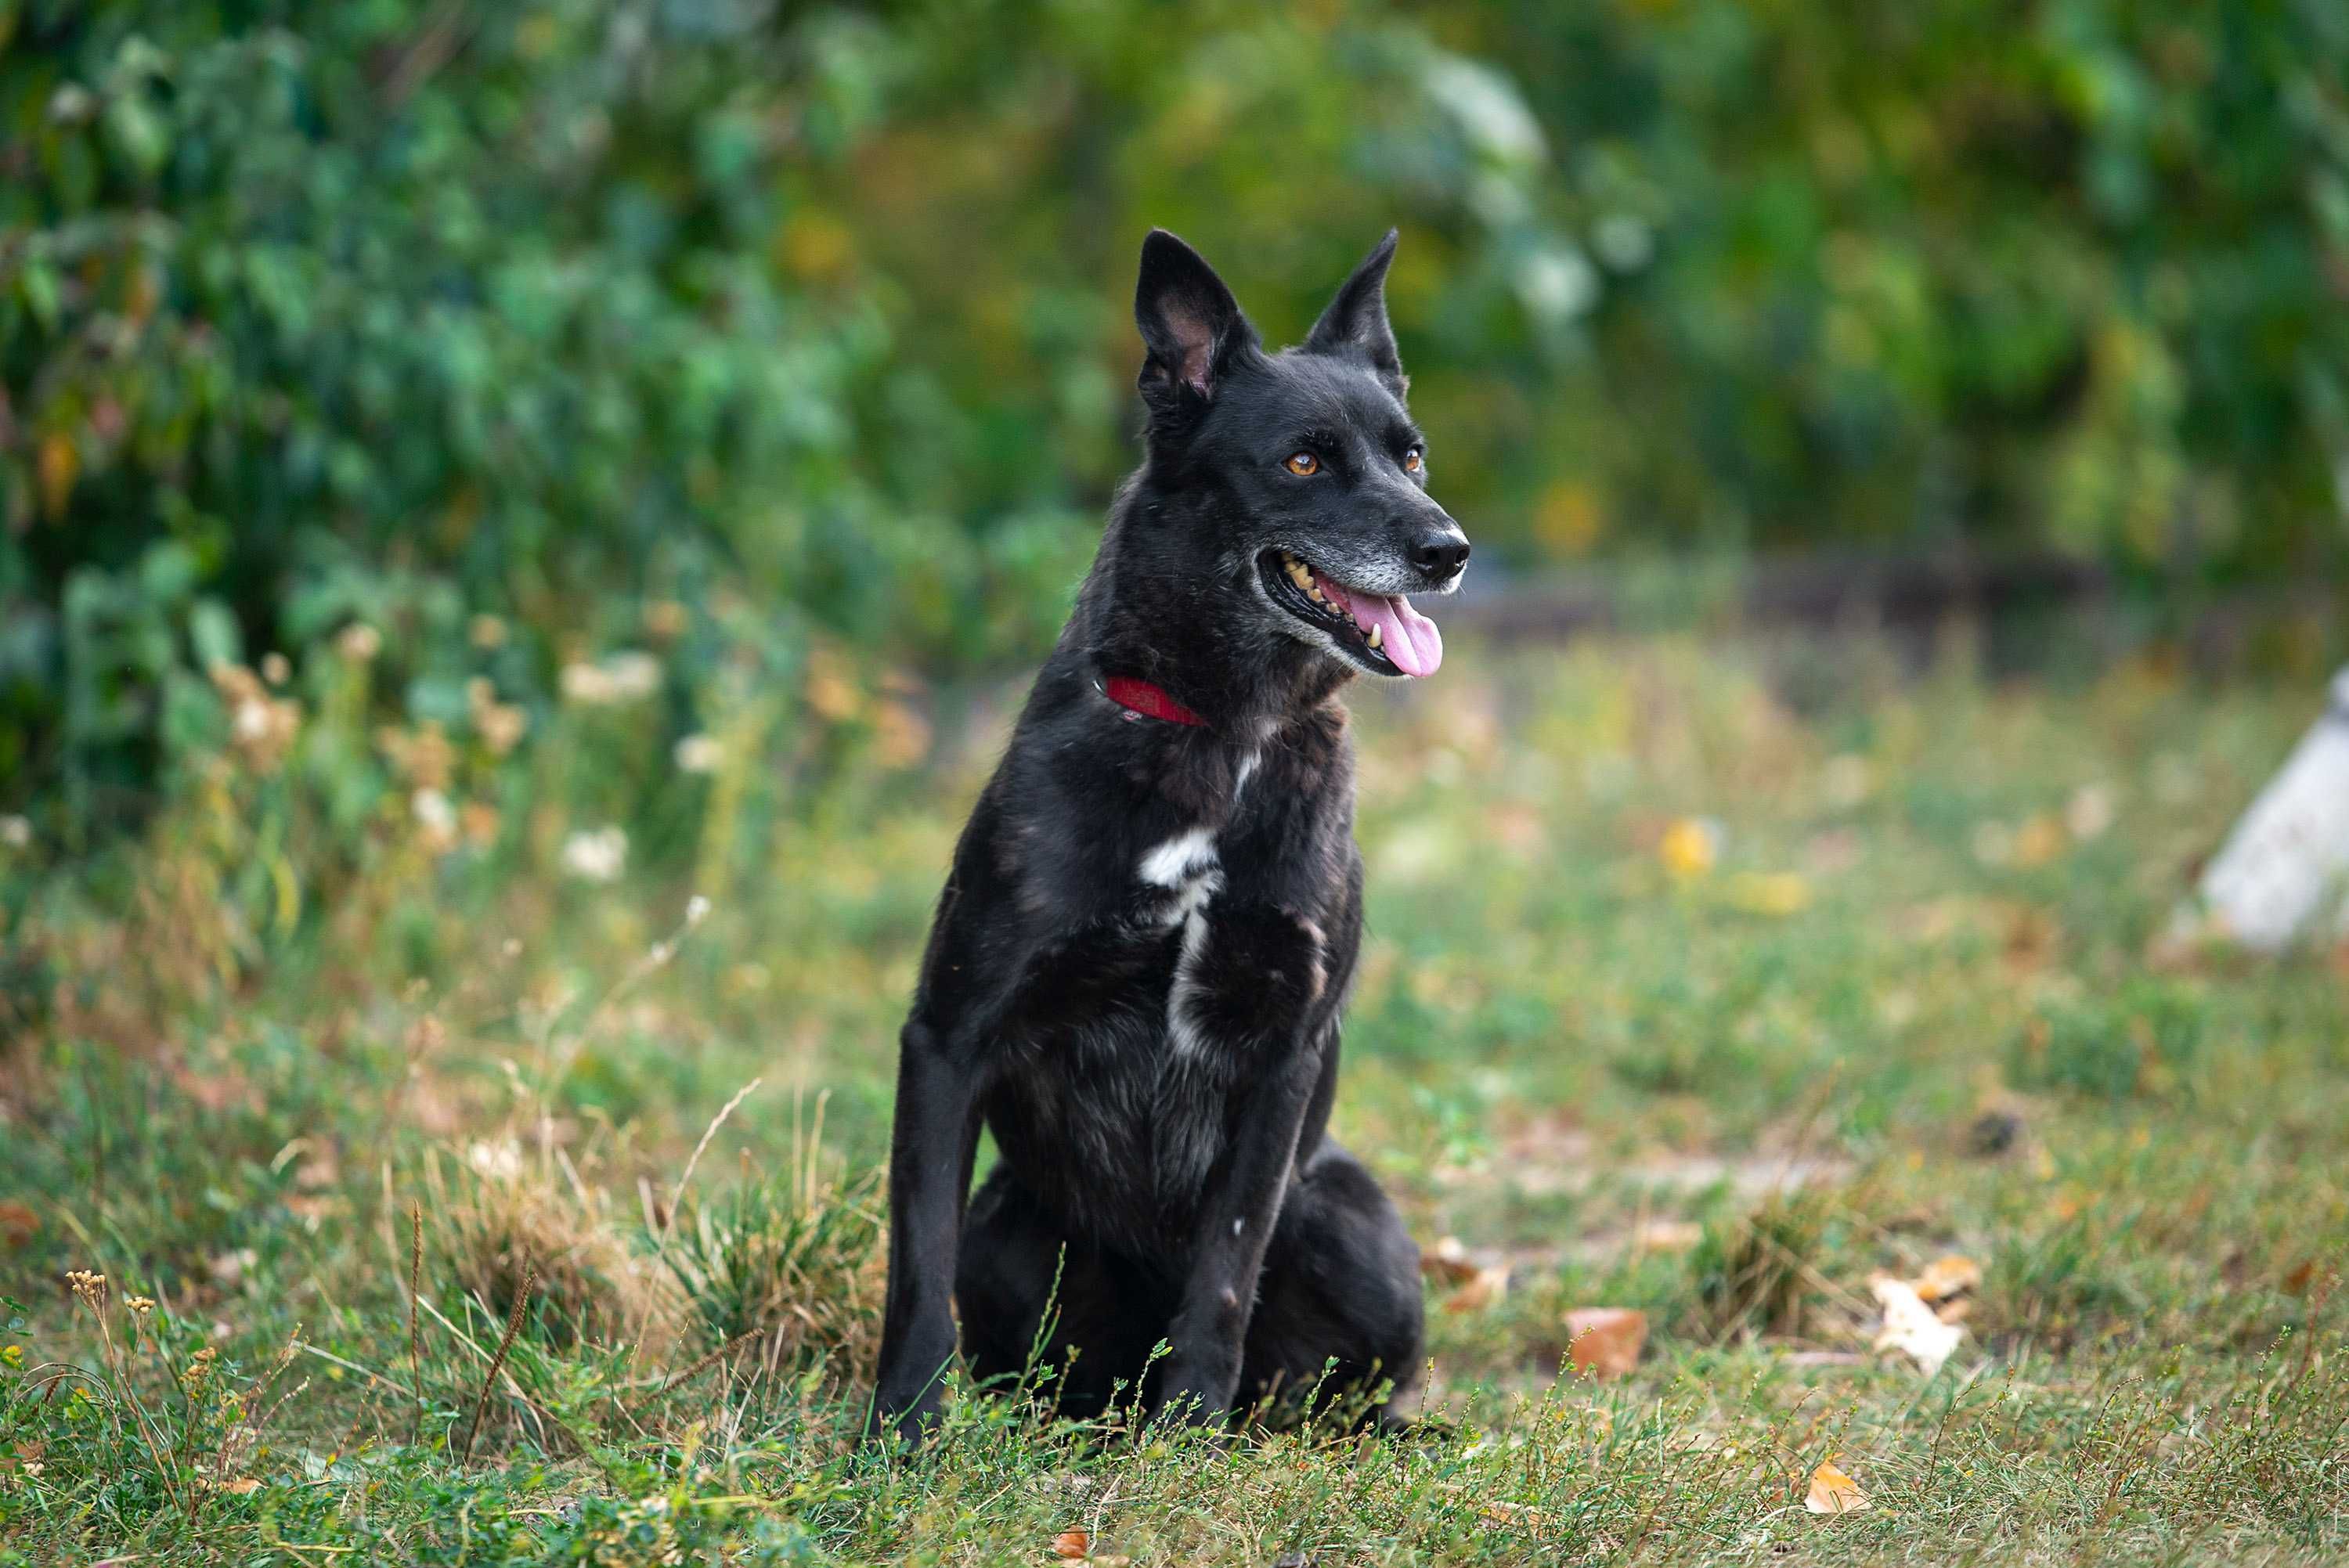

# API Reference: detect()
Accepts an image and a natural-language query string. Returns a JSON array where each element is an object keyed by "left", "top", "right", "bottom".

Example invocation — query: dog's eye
[
  {"left": 1402, "top": 446, "right": 1423, "bottom": 474},
  {"left": 1284, "top": 452, "right": 1320, "bottom": 477}
]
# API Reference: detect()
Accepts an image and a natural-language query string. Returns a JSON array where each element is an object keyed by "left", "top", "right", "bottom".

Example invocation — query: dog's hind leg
[
  {"left": 1237, "top": 1142, "right": 1425, "bottom": 1429},
  {"left": 956, "top": 1166, "right": 1173, "bottom": 1421}
]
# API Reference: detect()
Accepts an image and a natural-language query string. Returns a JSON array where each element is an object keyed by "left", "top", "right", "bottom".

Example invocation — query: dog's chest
[{"left": 992, "top": 761, "right": 1306, "bottom": 1242}]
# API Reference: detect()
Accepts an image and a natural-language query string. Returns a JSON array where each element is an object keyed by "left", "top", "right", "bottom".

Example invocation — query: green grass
[{"left": 4, "top": 633, "right": 2347, "bottom": 1565}]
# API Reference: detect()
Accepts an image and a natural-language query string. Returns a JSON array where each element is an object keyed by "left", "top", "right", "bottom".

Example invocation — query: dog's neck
[{"left": 1073, "top": 485, "right": 1353, "bottom": 741}]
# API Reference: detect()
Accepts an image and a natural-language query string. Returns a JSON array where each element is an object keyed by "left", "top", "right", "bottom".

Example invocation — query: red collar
[{"left": 1103, "top": 674, "right": 1208, "bottom": 727}]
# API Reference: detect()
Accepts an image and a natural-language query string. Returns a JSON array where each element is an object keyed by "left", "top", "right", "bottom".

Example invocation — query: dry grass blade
[
  {"left": 624, "top": 1329, "right": 757, "bottom": 1420},
  {"left": 408, "top": 1202, "right": 426, "bottom": 1443},
  {"left": 655, "top": 1076, "right": 763, "bottom": 1260},
  {"left": 460, "top": 1262, "right": 536, "bottom": 1465}
]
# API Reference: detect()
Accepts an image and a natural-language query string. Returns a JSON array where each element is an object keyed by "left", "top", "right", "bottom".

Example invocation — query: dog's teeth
[
  {"left": 1366, "top": 624, "right": 1382, "bottom": 650},
  {"left": 1308, "top": 586, "right": 1325, "bottom": 603}
]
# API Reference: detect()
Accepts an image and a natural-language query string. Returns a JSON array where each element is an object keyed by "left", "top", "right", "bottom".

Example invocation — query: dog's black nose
[{"left": 1409, "top": 532, "right": 1471, "bottom": 582}]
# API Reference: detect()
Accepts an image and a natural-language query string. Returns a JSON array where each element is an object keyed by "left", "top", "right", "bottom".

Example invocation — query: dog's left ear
[{"left": 1304, "top": 229, "right": 1405, "bottom": 396}]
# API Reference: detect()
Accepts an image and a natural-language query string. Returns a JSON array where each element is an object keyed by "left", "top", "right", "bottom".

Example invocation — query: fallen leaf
[
  {"left": 0, "top": 1201, "right": 38, "bottom": 1249},
  {"left": 1910, "top": 1254, "right": 1981, "bottom": 1303},
  {"left": 1564, "top": 1307, "right": 1647, "bottom": 1379},
  {"left": 1871, "top": 1276, "right": 1964, "bottom": 1375},
  {"left": 1444, "top": 1263, "right": 1510, "bottom": 1314},
  {"left": 1805, "top": 1458, "right": 1870, "bottom": 1515},
  {"left": 1420, "top": 1235, "right": 1480, "bottom": 1285},
  {"left": 1051, "top": 1529, "right": 1090, "bottom": 1559},
  {"left": 1633, "top": 1220, "right": 1705, "bottom": 1253}
]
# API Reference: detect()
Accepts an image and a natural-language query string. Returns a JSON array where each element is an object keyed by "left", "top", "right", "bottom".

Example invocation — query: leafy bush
[{"left": 7, "top": 0, "right": 2347, "bottom": 846}]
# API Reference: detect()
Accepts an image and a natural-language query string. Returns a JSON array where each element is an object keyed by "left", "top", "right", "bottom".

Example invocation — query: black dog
[{"left": 868, "top": 229, "right": 1470, "bottom": 1447}]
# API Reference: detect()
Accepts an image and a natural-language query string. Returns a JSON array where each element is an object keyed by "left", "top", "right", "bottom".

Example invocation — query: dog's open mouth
[{"left": 1257, "top": 550, "right": 1444, "bottom": 678}]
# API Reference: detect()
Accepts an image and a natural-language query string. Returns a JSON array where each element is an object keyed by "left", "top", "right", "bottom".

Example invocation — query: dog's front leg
[
  {"left": 867, "top": 1015, "right": 983, "bottom": 1450},
  {"left": 868, "top": 902, "right": 1169, "bottom": 1449},
  {"left": 1156, "top": 906, "right": 1335, "bottom": 1423},
  {"left": 1158, "top": 1041, "right": 1321, "bottom": 1422}
]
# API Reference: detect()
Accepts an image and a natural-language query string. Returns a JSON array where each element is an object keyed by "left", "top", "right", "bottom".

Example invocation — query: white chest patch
[
  {"left": 1138, "top": 825, "right": 1218, "bottom": 889},
  {"left": 1138, "top": 826, "right": 1223, "bottom": 1059},
  {"left": 1138, "top": 825, "right": 1222, "bottom": 925}
]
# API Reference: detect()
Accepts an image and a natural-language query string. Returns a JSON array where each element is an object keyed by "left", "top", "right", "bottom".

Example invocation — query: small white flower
[
  {"left": 685, "top": 894, "right": 711, "bottom": 927},
  {"left": 0, "top": 815, "right": 30, "bottom": 849},
  {"left": 673, "top": 733, "right": 723, "bottom": 773},
  {"left": 561, "top": 826, "right": 628, "bottom": 882},
  {"left": 603, "top": 651, "right": 662, "bottom": 700},
  {"left": 560, "top": 661, "right": 616, "bottom": 705},
  {"left": 466, "top": 1141, "right": 523, "bottom": 1180},
  {"left": 412, "top": 788, "right": 456, "bottom": 837},
  {"left": 2066, "top": 784, "right": 2116, "bottom": 841},
  {"left": 561, "top": 651, "right": 662, "bottom": 706},
  {"left": 335, "top": 623, "right": 381, "bottom": 663}
]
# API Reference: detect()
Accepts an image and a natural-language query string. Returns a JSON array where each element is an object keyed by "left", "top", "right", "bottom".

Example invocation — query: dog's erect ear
[
  {"left": 1135, "top": 229, "right": 1254, "bottom": 412},
  {"left": 1304, "top": 229, "right": 1404, "bottom": 395}
]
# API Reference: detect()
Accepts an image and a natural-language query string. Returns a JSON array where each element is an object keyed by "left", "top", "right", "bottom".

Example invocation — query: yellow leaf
[
  {"left": 2013, "top": 814, "right": 2066, "bottom": 867},
  {"left": 803, "top": 646, "right": 864, "bottom": 724},
  {"left": 1051, "top": 1529, "right": 1090, "bottom": 1560},
  {"left": 1805, "top": 1458, "right": 1870, "bottom": 1515},
  {"left": 1659, "top": 817, "right": 1720, "bottom": 879},
  {"left": 36, "top": 432, "right": 78, "bottom": 519},
  {"left": 1564, "top": 1307, "right": 1647, "bottom": 1379},
  {"left": 1910, "top": 1254, "right": 1981, "bottom": 1303},
  {"left": 1727, "top": 871, "right": 1811, "bottom": 916}
]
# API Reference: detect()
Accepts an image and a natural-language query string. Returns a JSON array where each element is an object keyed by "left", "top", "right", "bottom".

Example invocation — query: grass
[{"left": 2, "top": 629, "right": 2347, "bottom": 1564}]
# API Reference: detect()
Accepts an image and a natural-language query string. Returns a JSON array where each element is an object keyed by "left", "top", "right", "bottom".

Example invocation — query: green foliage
[
  {"left": 2007, "top": 980, "right": 2206, "bottom": 1101},
  {"left": 0, "top": 2, "right": 911, "bottom": 829},
  {"left": 6, "top": 1, "right": 2349, "bottom": 839}
]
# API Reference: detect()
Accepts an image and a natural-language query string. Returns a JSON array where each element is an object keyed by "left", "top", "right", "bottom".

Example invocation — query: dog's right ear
[{"left": 1135, "top": 230, "right": 1254, "bottom": 422}]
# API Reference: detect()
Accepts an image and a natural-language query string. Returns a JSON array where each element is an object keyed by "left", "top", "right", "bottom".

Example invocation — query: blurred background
[{"left": 6, "top": 0, "right": 2349, "bottom": 852}]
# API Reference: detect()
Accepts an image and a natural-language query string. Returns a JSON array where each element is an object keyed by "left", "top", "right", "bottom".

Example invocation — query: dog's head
[{"left": 1131, "top": 229, "right": 1469, "bottom": 680}]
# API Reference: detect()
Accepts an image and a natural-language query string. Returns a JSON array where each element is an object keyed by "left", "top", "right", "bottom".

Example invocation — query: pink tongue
[{"left": 1319, "top": 577, "right": 1445, "bottom": 676}]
